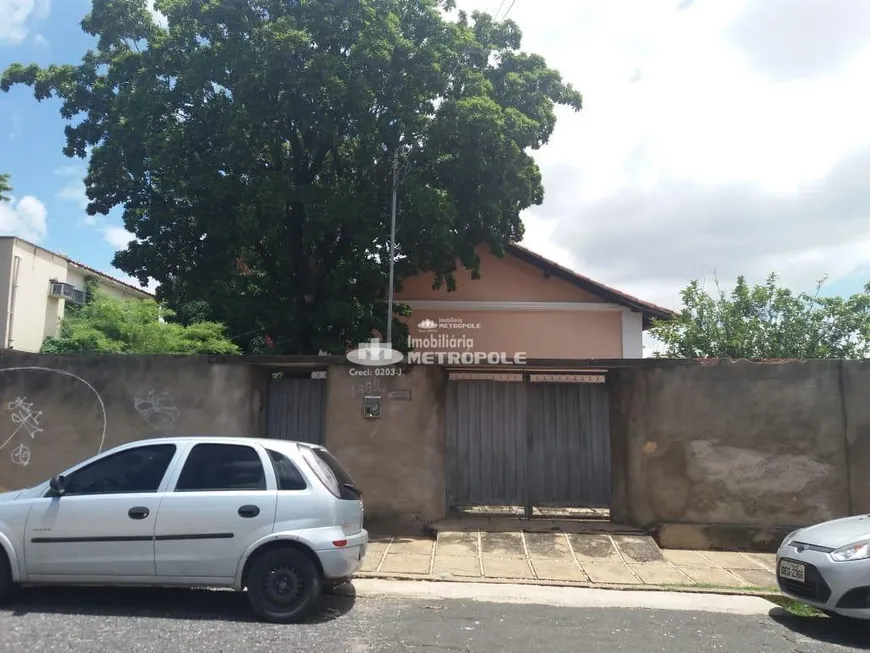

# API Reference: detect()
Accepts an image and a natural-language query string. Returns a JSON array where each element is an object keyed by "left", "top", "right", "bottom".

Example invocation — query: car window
[
  {"left": 300, "top": 446, "right": 360, "bottom": 500},
  {"left": 174, "top": 443, "right": 266, "bottom": 492},
  {"left": 61, "top": 444, "right": 177, "bottom": 496},
  {"left": 266, "top": 449, "right": 307, "bottom": 491}
]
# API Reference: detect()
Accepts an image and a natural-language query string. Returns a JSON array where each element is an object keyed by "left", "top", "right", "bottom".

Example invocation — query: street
[{"left": 0, "top": 582, "right": 866, "bottom": 652}]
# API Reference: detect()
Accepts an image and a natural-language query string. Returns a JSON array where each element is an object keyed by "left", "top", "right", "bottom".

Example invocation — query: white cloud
[
  {"left": 56, "top": 181, "right": 88, "bottom": 210},
  {"left": 726, "top": 0, "right": 870, "bottom": 82},
  {"left": 103, "top": 225, "right": 135, "bottom": 249},
  {"left": 0, "top": 0, "right": 50, "bottom": 45},
  {"left": 452, "top": 0, "right": 870, "bottom": 311},
  {"left": 54, "top": 164, "right": 87, "bottom": 210},
  {"left": 0, "top": 195, "right": 47, "bottom": 242},
  {"left": 54, "top": 164, "right": 102, "bottom": 225}
]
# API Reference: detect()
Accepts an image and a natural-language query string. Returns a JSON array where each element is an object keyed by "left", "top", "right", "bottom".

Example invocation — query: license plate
[{"left": 779, "top": 559, "right": 806, "bottom": 583}]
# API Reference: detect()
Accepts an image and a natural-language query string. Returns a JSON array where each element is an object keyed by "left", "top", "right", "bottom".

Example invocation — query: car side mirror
[{"left": 49, "top": 474, "right": 66, "bottom": 496}]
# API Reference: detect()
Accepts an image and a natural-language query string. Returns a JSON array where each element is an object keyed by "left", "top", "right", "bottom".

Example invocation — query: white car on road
[
  {"left": 776, "top": 515, "right": 870, "bottom": 619},
  {"left": 0, "top": 436, "right": 368, "bottom": 623}
]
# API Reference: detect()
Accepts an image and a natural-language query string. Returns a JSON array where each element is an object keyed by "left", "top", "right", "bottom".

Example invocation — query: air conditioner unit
[{"left": 48, "top": 282, "right": 86, "bottom": 305}]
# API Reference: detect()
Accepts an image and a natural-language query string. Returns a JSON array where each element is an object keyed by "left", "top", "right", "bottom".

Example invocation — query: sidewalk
[{"left": 358, "top": 531, "right": 778, "bottom": 593}]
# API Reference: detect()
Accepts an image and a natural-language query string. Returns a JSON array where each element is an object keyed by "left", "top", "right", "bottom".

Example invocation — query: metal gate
[
  {"left": 265, "top": 372, "right": 327, "bottom": 444},
  {"left": 446, "top": 372, "right": 611, "bottom": 512}
]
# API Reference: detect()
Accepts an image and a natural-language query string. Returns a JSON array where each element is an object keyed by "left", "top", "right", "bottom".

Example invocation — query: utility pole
[{"left": 385, "top": 147, "right": 399, "bottom": 346}]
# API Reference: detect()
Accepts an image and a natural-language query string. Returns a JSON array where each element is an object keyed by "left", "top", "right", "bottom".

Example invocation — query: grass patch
[
  {"left": 766, "top": 595, "right": 827, "bottom": 618},
  {"left": 659, "top": 581, "right": 829, "bottom": 618}
]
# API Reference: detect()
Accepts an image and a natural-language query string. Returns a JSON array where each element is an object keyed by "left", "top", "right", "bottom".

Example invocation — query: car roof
[{"left": 111, "top": 436, "right": 323, "bottom": 453}]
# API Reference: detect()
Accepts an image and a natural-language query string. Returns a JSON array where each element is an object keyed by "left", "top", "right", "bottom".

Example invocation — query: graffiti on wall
[
  {"left": 133, "top": 390, "right": 180, "bottom": 434},
  {"left": 0, "top": 367, "right": 107, "bottom": 467},
  {"left": 0, "top": 396, "right": 43, "bottom": 466}
]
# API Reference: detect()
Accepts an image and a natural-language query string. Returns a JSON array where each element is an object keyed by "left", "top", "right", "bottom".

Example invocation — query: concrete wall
[
  {"left": 0, "top": 353, "right": 265, "bottom": 493},
  {"left": 842, "top": 361, "right": 870, "bottom": 515},
  {"left": 608, "top": 359, "right": 861, "bottom": 549},
  {"left": 0, "top": 353, "right": 447, "bottom": 534},
  {"left": 6, "top": 352, "right": 870, "bottom": 547},
  {"left": 322, "top": 363, "right": 447, "bottom": 533}
]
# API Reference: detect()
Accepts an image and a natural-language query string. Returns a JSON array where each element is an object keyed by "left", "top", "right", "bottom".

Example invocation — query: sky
[{"left": 2, "top": 0, "right": 870, "bottom": 354}]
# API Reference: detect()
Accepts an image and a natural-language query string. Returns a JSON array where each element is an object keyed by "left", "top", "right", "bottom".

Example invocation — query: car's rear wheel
[{"left": 246, "top": 548, "right": 322, "bottom": 623}]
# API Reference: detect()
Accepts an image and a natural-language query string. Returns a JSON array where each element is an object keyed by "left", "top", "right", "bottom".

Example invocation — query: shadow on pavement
[
  {"left": 768, "top": 607, "right": 870, "bottom": 649},
  {"left": 1, "top": 584, "right": 356, "bottom": 624}
]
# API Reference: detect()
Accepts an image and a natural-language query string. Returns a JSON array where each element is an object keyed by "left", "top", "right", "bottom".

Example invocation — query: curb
[{"left": 352, "top": 571, "right": 782, "bottom": 603}]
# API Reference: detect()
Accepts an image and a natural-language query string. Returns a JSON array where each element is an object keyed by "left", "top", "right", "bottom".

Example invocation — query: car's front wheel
[{"left": 246, "top": 548, "right": 322, "bottom": 623}]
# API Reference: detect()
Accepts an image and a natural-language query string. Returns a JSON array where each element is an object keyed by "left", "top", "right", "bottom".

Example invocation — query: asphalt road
[{"left": 0, "top": 585, "right": 866, "bottom": 652}]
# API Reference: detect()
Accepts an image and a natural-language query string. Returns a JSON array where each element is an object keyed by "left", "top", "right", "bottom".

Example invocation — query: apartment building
[{"left": 0, "top": 236, "right": 153, "bottom": 352}]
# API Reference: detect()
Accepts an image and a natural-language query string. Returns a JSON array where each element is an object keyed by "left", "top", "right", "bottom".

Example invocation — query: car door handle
[
  {"left": 238, "top": 505, "right": 260, "bottom": 518},
  {"left": 128, "top": 506, "right": 150, "bottom": 520}
]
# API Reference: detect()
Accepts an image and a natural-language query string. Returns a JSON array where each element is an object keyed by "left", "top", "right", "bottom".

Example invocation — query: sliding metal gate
[{"left": 446, "top": 372, "right": 611, "bottom": 512}]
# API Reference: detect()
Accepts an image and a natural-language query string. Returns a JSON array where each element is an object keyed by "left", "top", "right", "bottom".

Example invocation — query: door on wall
[
  {"left": 526, "top": 375, "right": 611, "bottom": 510},
  {"left": 445, "top": 373, "right": 527, "bottom": 507},
  {"left": 265, "top": 371, "right": 327, "bottom": 445},
  {"left": 446, "top": 371, "right": 611, "bottom": 514}
]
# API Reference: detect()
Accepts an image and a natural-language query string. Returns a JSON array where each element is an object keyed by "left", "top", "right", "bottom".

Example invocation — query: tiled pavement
[{"left": 358, "top": 531, "right": 778, "bottom": 591}]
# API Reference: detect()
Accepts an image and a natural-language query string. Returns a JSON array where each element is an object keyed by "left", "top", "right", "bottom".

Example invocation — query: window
[
  {"left": 175, "top": 443, "right": 266, "bottom": 492},
  {"left": 300, "top": 446, "right": 360, "bottom": 500},
  {"left": 266, "top": 449, "right": 307, "bottom": 491},
  {"left": 60, "top": 444, "right": 177, "bottom": 496}
]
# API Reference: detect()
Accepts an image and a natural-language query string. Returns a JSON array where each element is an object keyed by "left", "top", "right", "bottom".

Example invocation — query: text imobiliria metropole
[{"left": 406, "top": 332, "right": 528, "bottom": 365}]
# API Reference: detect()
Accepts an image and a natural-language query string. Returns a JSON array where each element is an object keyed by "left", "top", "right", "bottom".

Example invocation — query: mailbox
[{"left": 363, "top": 395, "right": 382, "bottom": 418}]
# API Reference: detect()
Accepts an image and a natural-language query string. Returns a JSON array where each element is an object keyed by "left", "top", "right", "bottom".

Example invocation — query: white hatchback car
[
  {"left": 0, "top": 436, "right": 368, "bottom": 623},
  {"left": 776, "top": 515, "right": 870, "bottom": 620}
]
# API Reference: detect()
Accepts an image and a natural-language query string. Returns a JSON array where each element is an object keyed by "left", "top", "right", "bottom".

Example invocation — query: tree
[
  {"left": 2, "top": 0, "right": 582, "bottom": 354},
  {"left": 41, "top": 289, "right": 240, "bottom": 354},
  {"left": 0, "top": 173, "right": 11, "bottom": 202},
  {"left": 650, "top": 273, "right": 870, "bottom": 359}
]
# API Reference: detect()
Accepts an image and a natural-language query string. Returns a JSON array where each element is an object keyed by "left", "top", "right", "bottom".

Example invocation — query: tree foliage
[
  {"left": 0, "top": 173, "right": 10, "bottom": 202},
  {"left": 41, "top": 289, "right": 240, "bottom": 355},
  {"left": 650, "top": 273, "right": 870, "bottom": 359},
  {"left": 2, "top": 0, "right": 582, "bottom": 354}
]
